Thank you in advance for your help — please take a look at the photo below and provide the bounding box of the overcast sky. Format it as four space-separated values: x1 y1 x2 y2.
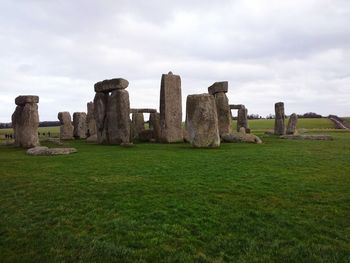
0 0 349 122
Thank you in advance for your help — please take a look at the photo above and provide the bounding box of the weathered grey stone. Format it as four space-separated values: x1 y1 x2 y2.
274 102 285 135
131 112 145 140
130 108 157 114
94 78 129 93
58 112 74 140
94 92 109 144
214 92 232 136
160 72 183 143
86 134 97 143
208 81 228 95
107 89 130 144
26 146 77 155
138 130 154 142
149 112 161 141
221 132 262 144
182 127 190 143
237 107 248 132
12 101 39 148
186 94 220 148
230 104 245 110
15 95 39 106
86 102 96 139
286 113 298 135
73 112 87 139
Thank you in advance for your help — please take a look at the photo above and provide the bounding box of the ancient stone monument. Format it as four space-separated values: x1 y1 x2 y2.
131 112 145 140
160 72 183 143
186 94 220 148
93 78 130 145
149 112 161 141
57 112 74 140
86 102 96 138
73 112 87 139
286 113 298 135
274 102 285 135
230 104 249 132
208 81 232 136
12 95 40 148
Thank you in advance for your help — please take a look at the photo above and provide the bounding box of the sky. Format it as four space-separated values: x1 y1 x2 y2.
0 0 349 122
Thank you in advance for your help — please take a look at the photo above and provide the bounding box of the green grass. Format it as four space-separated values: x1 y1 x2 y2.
1 130 350 262
232 118 336 131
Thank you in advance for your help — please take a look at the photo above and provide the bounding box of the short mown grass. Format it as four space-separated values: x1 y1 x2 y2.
1 128 350 262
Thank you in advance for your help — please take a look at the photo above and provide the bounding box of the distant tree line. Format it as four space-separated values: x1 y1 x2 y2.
0 121 60 129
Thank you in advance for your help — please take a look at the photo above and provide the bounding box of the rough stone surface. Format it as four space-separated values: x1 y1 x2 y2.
149 112 161 141
286 113 298 135
12 102 40 148
131 112 145 140
160 72 183 142
208 81 228 95
222 128 262 144
86 134 97 143
94 92 109 144
27 146 77 155
186 94 220 148
15 95 39 106
280 134 333 140
237 107 248 132
138 130 154 142
214 92 232 136
130 108 157 114
274 102 285 135
230 104 245 110
86 102 96 138
94 78 129 93
58 112 74 140
107 89 130 144
73 112 87 139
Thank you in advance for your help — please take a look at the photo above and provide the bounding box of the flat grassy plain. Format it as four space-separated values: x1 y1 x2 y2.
1 119 350 262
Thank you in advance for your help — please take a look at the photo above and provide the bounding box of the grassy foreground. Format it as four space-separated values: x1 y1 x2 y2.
1 130 350 262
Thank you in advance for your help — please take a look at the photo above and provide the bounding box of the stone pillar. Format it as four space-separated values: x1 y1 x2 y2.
286 113 298 135
149 112 161 141
12 96 40 148
94 92 109 144
186 94 220 148
58 112 74 140
160 71 183 143
274 102 285 135
86 102 96 138
208 81 231 136
93 78 130 145
131 112 145 140
73 112 87 139
237 107 248 132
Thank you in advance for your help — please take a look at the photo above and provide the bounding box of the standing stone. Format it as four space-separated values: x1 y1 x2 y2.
107 89 130 144
73 112 87 139
12 96 40 148
213 92 232 136
286 113 298 135
131 112 145 140
160 71 183 143
186 94 220 148
58 112 74 140
208 81 228 95
86 102 96 138
149 112 161 141
94 92 109 144
237 107 248 132
274 102 285 135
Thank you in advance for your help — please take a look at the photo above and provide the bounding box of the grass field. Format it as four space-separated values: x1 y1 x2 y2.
1 120 350 262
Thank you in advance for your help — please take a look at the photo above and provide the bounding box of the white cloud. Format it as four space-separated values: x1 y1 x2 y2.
0 0 350 122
